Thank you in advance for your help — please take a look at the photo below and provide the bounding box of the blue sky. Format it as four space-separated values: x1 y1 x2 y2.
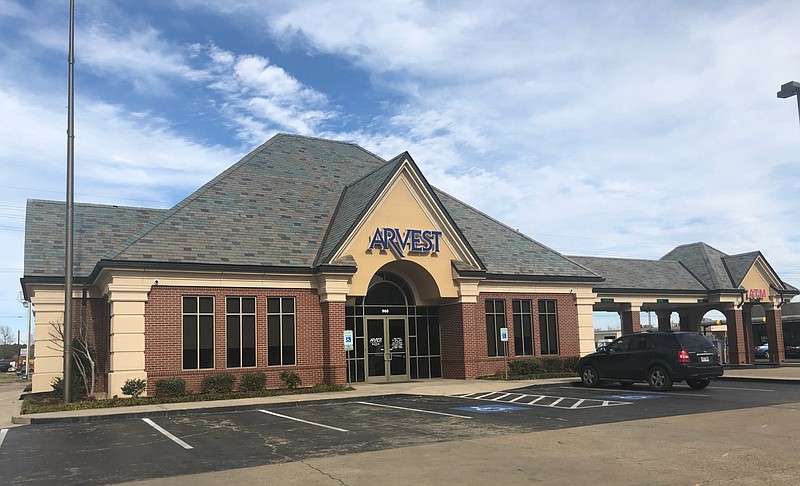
1 0 799 340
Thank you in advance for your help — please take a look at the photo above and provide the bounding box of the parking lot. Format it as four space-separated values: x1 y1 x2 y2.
1 379 799 485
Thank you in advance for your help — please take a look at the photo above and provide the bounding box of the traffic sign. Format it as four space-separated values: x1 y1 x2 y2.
500 327 508 342
344 330 354 351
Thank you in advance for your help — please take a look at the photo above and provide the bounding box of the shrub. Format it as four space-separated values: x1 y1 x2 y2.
201 373 236 394
239 371 267 392
50 374 84 400
563 355 581 372
154 377 186 398
121 378 147 398
279 370 301 389
540 356 566 373
508 359 544 376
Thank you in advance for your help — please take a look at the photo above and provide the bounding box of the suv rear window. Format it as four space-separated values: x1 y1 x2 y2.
676 333 715 352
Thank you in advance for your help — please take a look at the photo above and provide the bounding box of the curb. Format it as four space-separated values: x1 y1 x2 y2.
717 376 800 384
12 393 406 425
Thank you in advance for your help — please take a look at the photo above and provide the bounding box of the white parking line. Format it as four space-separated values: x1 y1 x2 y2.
0 429 7 449
142 418 193 450
474 392 497 400
713 386 774 392
554 386 709 397
492 393 511 401
451 392 632 409
356 401 473 419
259 409 349 432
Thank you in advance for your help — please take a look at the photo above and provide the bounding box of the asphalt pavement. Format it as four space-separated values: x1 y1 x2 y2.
5 362 799 425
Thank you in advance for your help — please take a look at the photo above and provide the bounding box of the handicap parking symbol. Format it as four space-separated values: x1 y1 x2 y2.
596 394 666 400
453 404 528 413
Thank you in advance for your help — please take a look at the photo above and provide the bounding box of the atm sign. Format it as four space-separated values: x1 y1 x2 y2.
748 288 767 300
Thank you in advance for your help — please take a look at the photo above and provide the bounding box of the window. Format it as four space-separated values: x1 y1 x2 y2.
485 299 506 357
539 299 559 355
513 299 534 356
267 297 296 366
183 296 214 369
226 297 256 368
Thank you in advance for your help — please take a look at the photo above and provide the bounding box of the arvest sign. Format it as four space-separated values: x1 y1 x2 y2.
369 227 442 258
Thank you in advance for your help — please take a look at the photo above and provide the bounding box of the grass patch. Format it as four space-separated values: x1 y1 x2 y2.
20 383 352 415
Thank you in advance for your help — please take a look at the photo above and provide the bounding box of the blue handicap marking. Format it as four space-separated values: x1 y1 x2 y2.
596 394 666 400
453 404 529 413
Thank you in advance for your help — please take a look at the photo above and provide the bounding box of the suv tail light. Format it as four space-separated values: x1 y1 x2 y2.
677 350 691 363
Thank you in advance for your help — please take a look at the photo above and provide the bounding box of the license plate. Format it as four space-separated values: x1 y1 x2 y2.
700 356 710 362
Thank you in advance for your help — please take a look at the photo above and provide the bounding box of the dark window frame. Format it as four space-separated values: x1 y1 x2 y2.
267 297 296 366
538 299 560 355
485 299 506 357
512 299 534 356
182 296 215 370
226 296 257 368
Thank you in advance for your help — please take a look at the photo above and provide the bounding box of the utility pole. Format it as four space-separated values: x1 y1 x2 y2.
64 0 76 403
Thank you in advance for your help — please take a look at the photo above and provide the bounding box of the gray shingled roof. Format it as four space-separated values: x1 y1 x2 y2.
315 153 405 266
24 200 163 278
104 135 386 267
18 134 613 283
436 191 600 279
567 256 707 292
661 242 735 290
722 252 759 288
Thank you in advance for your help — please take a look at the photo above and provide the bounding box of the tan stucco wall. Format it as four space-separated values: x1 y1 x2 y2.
29 286 69 393
336 167 474 301
741 260 781 305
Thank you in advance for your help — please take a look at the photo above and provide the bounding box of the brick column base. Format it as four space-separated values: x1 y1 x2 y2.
321 301 346 385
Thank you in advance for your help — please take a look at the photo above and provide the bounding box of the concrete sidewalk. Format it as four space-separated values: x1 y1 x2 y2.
9 364 800 425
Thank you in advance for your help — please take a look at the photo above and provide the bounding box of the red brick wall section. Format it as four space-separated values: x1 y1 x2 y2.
321 301 346 385
724 309 746 365
439 303 466 379
144 286 327 394
765 307 785 364
474 292 580 377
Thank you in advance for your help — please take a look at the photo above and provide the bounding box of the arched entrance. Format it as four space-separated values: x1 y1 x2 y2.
345 271 441 383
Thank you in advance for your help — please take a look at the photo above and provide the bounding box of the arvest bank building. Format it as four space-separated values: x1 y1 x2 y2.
21 134 797 395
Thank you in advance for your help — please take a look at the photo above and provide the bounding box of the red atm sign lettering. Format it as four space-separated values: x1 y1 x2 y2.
748 288 766 300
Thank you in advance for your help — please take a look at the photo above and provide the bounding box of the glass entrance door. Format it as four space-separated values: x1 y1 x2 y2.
366 317 408 382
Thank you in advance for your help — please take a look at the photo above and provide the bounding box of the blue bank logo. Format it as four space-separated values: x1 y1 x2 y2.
369 227 442 258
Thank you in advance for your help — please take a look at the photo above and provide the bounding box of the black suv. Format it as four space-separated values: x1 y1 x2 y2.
578 332 723 391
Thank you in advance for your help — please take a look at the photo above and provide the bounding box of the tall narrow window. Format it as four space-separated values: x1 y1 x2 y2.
226 297 256 368
513 299 534 356
485 299 506 357
183 296 214 369
267 297 296 366
539 299 559 355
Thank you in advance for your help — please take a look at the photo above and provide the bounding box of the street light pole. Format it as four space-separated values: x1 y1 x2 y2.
777 81 800 128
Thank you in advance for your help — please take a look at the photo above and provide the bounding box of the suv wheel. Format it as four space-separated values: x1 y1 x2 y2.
686 378 710 390
647 366 673 391
580 366 599 387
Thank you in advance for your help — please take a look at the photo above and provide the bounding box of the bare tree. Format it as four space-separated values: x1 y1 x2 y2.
0 325 14 345
48 319 96 398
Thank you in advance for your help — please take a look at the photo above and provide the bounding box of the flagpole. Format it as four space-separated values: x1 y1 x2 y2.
64 0 75 403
